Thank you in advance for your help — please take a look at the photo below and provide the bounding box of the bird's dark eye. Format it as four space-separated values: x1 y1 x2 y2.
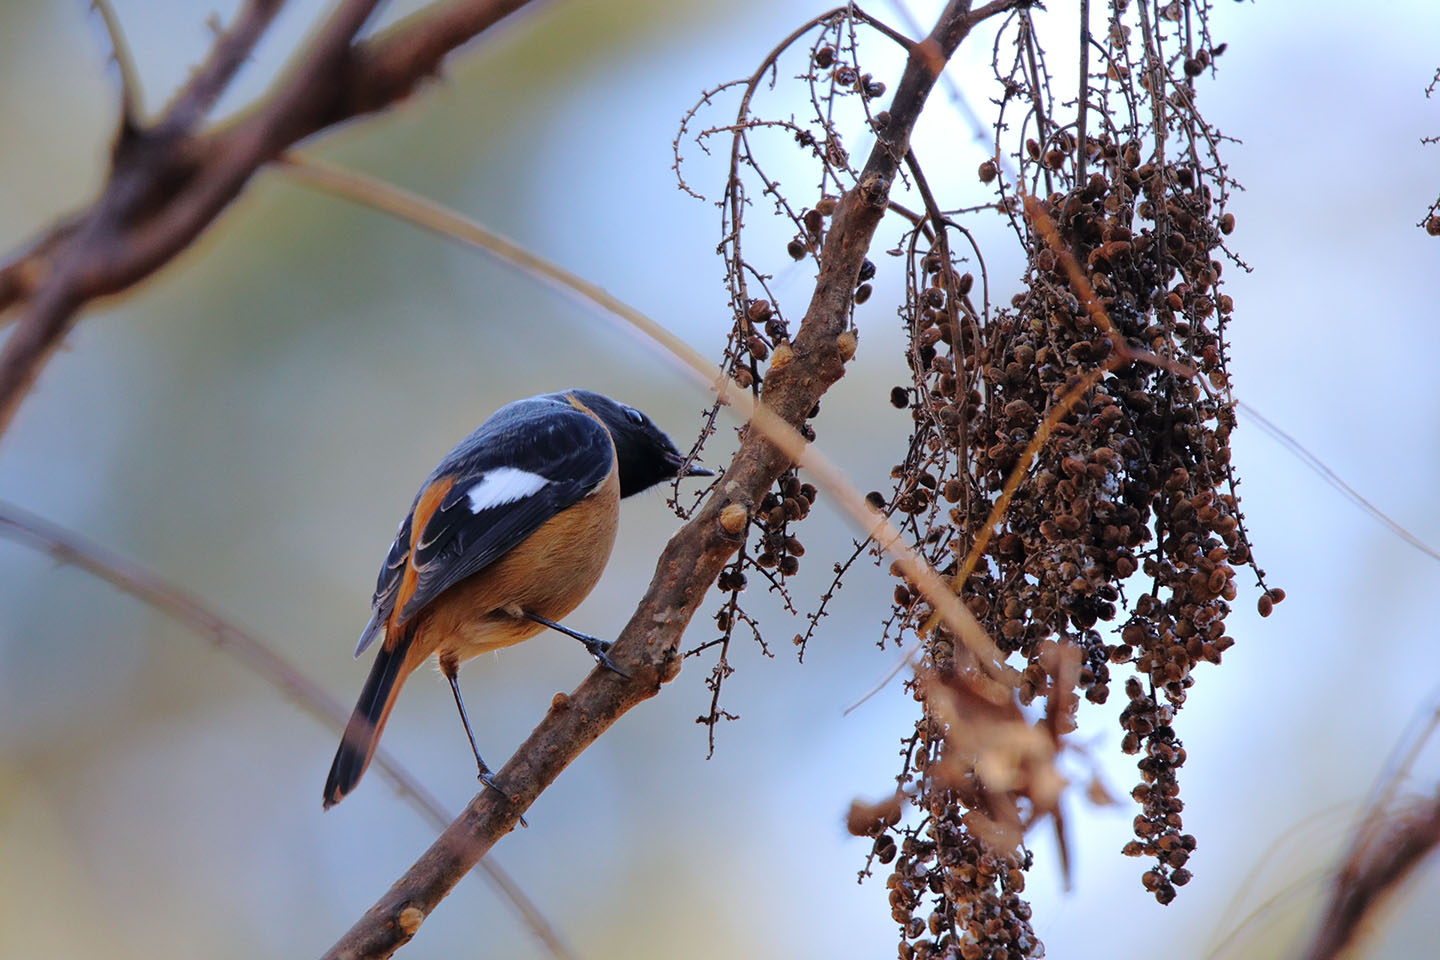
623 406 646 426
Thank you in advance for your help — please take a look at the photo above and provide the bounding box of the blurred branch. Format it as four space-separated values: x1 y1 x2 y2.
0 499 578 960
89 0 144 129
1297 699 1440 960
0 0 535 442
1297 795 1440 960
307 2 1027 956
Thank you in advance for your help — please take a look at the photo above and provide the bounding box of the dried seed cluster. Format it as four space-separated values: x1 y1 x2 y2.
870 124 1275 933
886 820 1039 960
677 2 1270 953
751 470 818 575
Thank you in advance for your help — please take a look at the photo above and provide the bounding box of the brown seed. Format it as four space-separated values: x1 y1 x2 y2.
854 283 873 304
978 160 998 183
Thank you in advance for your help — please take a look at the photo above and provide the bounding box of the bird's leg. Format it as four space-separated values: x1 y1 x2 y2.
443 663 527 827
522 612 630 679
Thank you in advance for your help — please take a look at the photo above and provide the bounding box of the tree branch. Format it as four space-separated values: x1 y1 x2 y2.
0 0 536 441
319 2 1026 956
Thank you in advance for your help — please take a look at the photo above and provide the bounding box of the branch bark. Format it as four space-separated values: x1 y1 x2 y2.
321 2 1022 956
0 0 536 440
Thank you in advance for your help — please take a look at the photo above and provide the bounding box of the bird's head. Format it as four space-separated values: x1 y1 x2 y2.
565 389 714 497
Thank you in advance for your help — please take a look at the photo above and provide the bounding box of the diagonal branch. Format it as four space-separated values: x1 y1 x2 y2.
154 0 289 138
0 499 578 960
317 2 1026 956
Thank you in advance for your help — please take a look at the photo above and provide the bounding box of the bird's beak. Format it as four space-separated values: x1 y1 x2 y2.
668 451 715 478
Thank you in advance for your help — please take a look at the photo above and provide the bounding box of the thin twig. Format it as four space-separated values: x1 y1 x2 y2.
1076 0 1090 181
90 0 145 129
1236 401 1440 565
155 0 289 138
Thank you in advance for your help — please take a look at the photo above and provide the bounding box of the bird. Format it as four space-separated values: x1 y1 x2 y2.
323 389 712 809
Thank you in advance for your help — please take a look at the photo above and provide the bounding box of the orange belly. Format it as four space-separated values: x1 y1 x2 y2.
420 471 621 667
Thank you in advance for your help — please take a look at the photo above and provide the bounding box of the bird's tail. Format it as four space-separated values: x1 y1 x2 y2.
323 622 419 808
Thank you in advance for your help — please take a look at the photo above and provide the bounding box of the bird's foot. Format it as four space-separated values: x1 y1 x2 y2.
582 637 630 680
476 765 527 828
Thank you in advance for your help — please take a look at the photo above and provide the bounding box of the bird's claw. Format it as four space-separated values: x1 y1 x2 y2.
585 638 630 679
476 767 528 828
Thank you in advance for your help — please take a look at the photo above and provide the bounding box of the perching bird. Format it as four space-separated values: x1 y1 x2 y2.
323 389 711 808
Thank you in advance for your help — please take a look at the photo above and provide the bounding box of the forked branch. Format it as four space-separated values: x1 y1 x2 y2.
0 0 536 441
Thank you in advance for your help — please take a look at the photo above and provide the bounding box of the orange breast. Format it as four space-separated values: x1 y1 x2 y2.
423 467 621 663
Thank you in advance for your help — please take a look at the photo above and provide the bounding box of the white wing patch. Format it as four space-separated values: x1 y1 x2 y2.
465 466 550 513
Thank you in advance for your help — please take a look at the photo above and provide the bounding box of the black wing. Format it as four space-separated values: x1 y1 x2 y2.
353 511 414 656
354 398 615 652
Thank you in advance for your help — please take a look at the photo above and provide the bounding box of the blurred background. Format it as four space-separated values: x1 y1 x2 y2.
1 0 1438 957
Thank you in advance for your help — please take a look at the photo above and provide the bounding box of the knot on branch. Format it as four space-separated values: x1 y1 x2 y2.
858 174 891 208
656 645 683 685
396 904 426 936
718 502 751 537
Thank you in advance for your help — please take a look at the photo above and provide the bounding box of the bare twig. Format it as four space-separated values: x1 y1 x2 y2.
1237 402 1440 565
1297 796 1440 960
0 499 577 960
1076 0 1090 181
89 0 145 129
155 0 289 139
